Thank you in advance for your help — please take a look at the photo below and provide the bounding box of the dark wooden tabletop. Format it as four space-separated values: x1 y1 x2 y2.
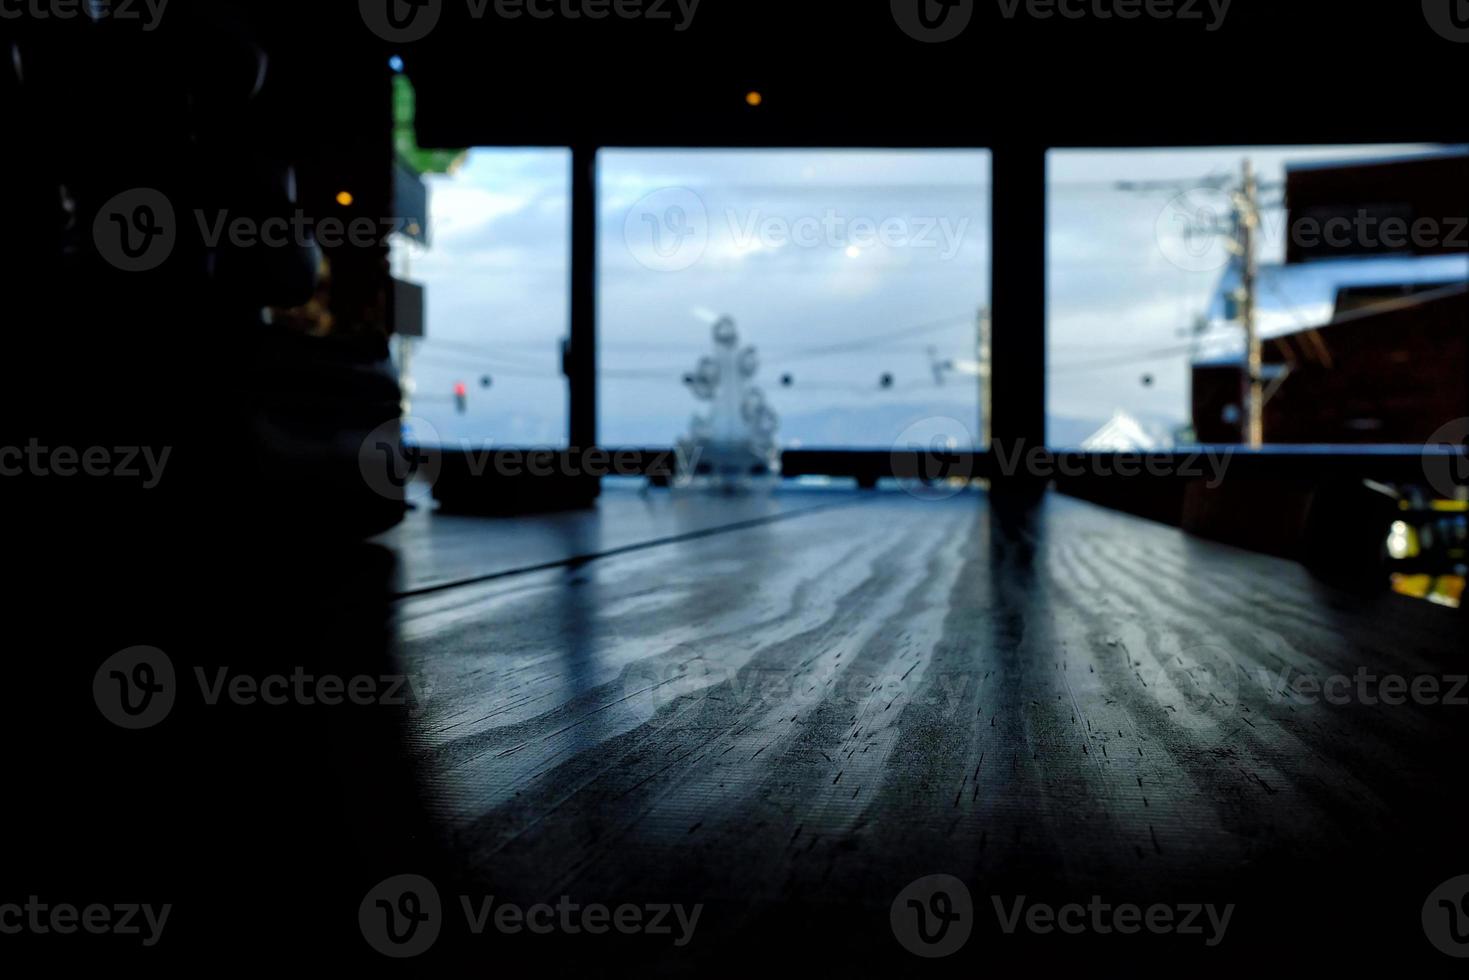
18 484 1465 969
380 486 1469 971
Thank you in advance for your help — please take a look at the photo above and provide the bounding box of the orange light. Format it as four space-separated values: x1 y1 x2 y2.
335 191 355 207
745 91 763 107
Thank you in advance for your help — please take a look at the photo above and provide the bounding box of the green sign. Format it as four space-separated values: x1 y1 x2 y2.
394 74 468 177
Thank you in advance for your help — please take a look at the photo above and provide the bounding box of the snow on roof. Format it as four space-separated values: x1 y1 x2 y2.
1080 409 1159 452
1195 253 1469 364
1284 146 1468 173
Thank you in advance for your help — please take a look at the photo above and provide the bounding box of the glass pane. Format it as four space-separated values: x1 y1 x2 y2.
1047 145 1468 450
600 149 991 451
392 147 571 449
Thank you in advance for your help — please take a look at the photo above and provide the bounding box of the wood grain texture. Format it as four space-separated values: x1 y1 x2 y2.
387 489 1469 970
375 482 839 596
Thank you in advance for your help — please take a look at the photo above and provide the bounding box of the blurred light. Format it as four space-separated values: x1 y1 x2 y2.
745 91 763 107
1387 520 1419 560
844 245 861 258
453 382 468 398
389 55 405 73
335 191 355 207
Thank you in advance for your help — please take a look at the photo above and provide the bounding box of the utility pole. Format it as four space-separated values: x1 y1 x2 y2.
923 305 992 446
1116 164 1279 450
1235 158 1263 448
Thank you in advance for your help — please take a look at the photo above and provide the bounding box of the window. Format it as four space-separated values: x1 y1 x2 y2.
391 147 571 449
1047 145 1468 450
600 149 991 451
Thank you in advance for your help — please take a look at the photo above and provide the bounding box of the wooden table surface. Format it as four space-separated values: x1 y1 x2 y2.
381 486 1469 971
377 480 841 596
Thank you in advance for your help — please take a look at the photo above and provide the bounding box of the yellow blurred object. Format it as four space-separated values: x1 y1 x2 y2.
335 190 354 207
1392 574 1465 608
745 91 763 107
1430 576 1465 608
1391 574 1433 599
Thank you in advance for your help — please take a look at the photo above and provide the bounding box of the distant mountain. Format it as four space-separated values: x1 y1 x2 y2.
766 407 1184 450
777 402 982 449
600 405 1186 452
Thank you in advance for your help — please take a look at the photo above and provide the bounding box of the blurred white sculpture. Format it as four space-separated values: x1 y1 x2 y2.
676 316 779 490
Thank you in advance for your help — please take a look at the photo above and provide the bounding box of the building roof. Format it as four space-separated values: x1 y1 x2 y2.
1195 253 1469 365
1283 145 1468 173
